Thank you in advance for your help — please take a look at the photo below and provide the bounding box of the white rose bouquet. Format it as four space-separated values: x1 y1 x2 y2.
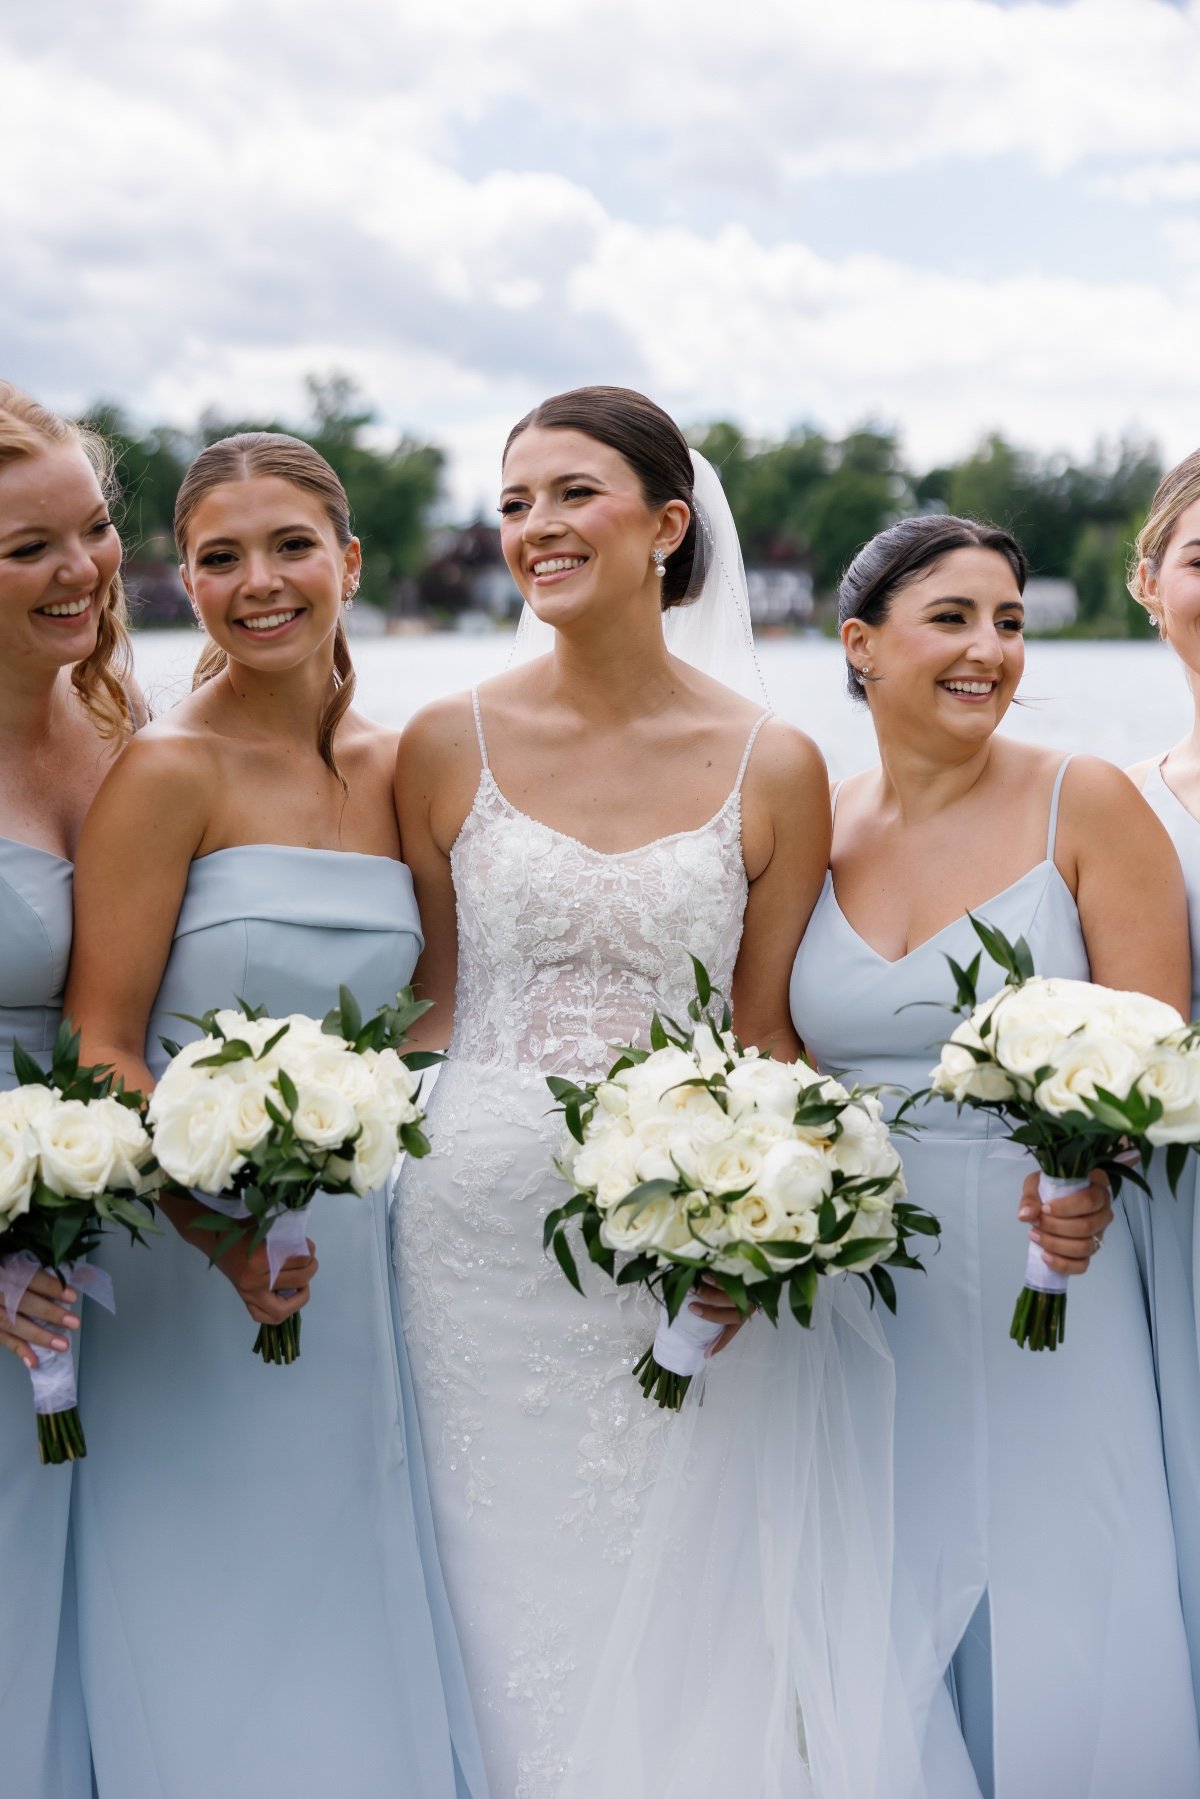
929 915 1195 1350
545 958 938 1408
0 1025 158 1462
150 986 437 1365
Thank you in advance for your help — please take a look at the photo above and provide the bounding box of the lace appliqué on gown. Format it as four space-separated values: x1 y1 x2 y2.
392 696 768 1797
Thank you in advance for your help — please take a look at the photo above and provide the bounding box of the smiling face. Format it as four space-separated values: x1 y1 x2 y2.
0 444 121 675
180 474 360 671
498 426 688 632
842 545 1025 745
1143 495 1200 678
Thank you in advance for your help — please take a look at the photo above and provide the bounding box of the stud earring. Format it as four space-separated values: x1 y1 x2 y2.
652 548 666 578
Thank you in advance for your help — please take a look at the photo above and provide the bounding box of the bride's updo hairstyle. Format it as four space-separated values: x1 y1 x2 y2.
1128 450 1200 620
838 514 1028 701
0 381 134 738
504 385 702 608
175 432 356 778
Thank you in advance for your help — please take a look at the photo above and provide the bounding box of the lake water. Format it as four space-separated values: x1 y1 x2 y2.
131 630 1193 780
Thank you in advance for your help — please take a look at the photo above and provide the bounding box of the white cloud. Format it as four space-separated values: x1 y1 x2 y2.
5 0 1200 510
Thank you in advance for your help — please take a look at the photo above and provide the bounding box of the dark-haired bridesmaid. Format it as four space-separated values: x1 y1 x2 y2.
790 514 1200 1794
0 382 140 1798
66 433 484 1798
1126 449 1200 1720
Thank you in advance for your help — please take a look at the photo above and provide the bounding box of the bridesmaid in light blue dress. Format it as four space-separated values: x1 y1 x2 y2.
1125 449 1200 1716
790 513 1200 1796
0 384 139 1798
66 433 484 1799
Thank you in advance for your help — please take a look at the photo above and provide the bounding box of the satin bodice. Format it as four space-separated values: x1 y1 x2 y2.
448 690 768 1078
1144 761 1200 1021
146 844 423 1075
791 759 1089 1133
0 838 74 1085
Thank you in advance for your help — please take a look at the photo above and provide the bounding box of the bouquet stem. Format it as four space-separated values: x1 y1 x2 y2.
37 1406 87 1463
253 1314 302 1365
1010 1172 1085 1352
632 1346 691 1411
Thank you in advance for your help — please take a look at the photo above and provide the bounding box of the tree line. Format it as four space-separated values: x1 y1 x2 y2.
87 374 1163 635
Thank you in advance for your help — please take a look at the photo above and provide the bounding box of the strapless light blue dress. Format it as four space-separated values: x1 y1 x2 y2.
73 846 486 1799
790 764 1200 1797
0 839 92 1798
1130 761 1200 1715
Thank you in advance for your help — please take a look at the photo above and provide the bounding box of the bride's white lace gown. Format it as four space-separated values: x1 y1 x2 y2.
392 691 769 1797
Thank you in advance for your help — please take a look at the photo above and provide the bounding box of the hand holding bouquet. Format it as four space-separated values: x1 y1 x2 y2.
0 1025 158 1461
930 916 1195 1350
545 958 938 1408
150 986 438 1365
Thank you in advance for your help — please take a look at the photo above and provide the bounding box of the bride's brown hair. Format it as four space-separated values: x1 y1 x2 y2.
175 432 357 781
504 386 701 608
0 381 135 739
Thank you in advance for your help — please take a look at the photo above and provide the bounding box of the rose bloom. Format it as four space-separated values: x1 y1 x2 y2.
31 1099 119 1198
724 1057 802 1121
0 1113 37 1223
151 1083 247 1194
289 1083 360 1151
350 1109 399 1194
1034 1033 1143 1118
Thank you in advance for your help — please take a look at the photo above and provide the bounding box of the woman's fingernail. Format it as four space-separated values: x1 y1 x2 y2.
61 1288 77 1303
1030 1229 1043 1244
51 1337 69 1352
1017 1203 1035 1220
63 1314 81 1329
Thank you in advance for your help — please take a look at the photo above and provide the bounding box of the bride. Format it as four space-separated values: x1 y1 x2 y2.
391 385 857 1795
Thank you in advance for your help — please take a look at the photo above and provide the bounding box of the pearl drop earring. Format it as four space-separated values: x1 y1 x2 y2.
652 548 666 578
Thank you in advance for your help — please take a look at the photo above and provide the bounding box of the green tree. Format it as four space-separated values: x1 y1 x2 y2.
81 403 191 553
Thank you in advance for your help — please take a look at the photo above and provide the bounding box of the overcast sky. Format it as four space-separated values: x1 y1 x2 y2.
6 0 1199 513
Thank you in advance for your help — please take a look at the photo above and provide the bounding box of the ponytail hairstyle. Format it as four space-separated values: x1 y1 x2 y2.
504 385 701 607
0 381 134 739
1128 450 1200 622
174 432 357 781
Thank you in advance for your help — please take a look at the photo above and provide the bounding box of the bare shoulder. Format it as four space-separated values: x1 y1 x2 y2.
398 689 480 767
106 708 220 787
1058 752 1148 820
746 717 827 797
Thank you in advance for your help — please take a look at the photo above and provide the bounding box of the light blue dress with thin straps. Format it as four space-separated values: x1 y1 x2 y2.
790 762 1200 1798
1131 760 1200 1715
0 840 92 1799
72 846 487 1799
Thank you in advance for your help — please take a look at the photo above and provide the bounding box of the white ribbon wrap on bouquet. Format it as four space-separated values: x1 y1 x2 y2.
1025 1172 1090 1295
651 1298 725 1376
988 1145 1088 1295
196 1194 312 1292
0 1251 115 1415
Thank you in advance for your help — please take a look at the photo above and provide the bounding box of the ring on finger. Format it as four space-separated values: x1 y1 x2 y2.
1090 1233 1103 1254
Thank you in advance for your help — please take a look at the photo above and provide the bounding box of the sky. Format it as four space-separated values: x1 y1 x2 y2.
5 0 1200 514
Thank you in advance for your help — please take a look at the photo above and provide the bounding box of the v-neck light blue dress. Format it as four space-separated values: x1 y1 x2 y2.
0 838 92 1799
790 762 1200 1798
72 846 487 1799
1130 760 1200 1716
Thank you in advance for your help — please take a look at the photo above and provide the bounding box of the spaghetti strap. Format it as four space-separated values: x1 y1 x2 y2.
469 687 490 771
830 781 842 822
733 712 772 797
1046 754 1073 861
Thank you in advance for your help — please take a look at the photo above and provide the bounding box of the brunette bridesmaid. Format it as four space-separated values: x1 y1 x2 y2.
790 513 1200 1796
